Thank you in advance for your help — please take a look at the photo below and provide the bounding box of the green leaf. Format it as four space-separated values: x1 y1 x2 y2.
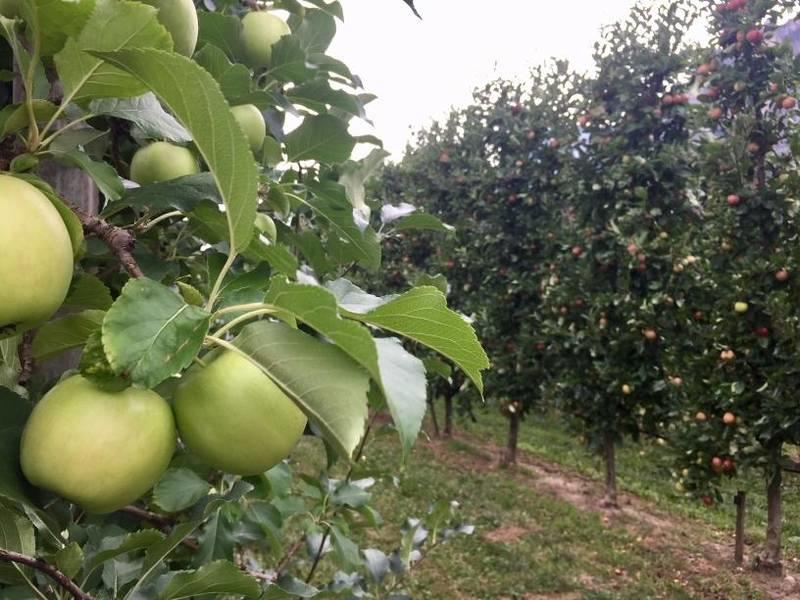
285 115 355 164
54 0 173 103
36 0 95 56
0 389 34 506
338 149 389 215
51 543 84 579
193 43 252 105
32 309 105 361
93 48 258 253
90 94 191 143
344 287 489 394
102 278 210 388
197 11 242 59
394 213 454 232
47 148 124 200
106 173 220 217
264 277 381 383
286 79 367 119
0 100 57 137
233 321 369 459
159 560 261 600
84 529 164 576
152 468 212 513
64 273 114 310
0 506 35 584
306 181 381 270
329 525 360 571
374 338 427 457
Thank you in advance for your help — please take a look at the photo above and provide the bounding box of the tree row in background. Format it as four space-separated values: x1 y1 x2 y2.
373 0 800 573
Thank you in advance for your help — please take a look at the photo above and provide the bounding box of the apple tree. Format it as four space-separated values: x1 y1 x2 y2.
0 1 487 598
540 0 698 506
666 0 800 571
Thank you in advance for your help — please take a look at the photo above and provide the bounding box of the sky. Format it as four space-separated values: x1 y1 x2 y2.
327 0 651 159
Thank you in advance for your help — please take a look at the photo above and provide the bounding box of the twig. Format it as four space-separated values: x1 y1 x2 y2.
0 548 94 600
72 207 144 278
119 506 199 551
17 330 35 385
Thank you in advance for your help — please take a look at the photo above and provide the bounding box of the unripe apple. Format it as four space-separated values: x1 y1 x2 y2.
20 376 176 513
723 411 736 425
241 11 291 67
255 213 277 242
139 0 199 56
675 481 685 493
734 301 749 314
130 142 199 185
174 351 308 475
231 104 267 153
622 384 633 395
0 175 73 337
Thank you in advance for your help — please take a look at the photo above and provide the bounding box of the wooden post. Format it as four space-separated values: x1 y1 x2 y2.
734 490 746 565
602 430 618 508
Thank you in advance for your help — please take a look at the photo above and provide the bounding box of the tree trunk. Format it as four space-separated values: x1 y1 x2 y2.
428 398 440 437
601 431 618 508
502 412 520 467
734 490 746 566
757 468 783 573
443 393 454 437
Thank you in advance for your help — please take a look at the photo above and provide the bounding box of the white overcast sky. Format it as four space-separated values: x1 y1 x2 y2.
328 0 656 159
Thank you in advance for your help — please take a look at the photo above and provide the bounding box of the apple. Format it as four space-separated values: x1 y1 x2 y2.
695 411 707 422
139 0 198 56
438 151 451 164
622 384 633 395
754 326 770 338
734 301 749 314
130 142 199 185
535 342 546 352
20 376 176 513
241 11 291 67
571 245 584 258
0 175 73 337
747 142 761 154
662 94 674 105
255 213 277 242
670 377 683 387
782 96 797 110
708 107 723 120
720 349 735 361
692 310 704 322
711 456 724 474
643 328 658 341
722 458 735 473
775 269 789 282
231 104 267 153
745 29 764 44
727 194 741 206
697 63 711 76
734 81 747 93
174 351 308 475
723 411 736 425
702 495 714 507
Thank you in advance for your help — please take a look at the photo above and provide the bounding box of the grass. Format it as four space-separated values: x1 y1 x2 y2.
287 408 800 599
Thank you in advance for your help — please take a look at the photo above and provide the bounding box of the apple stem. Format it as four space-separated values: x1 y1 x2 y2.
0 548 94 600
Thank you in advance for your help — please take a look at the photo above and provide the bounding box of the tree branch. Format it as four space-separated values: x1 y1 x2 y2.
72 208 144 278
0 548 94 600
17 330 35 385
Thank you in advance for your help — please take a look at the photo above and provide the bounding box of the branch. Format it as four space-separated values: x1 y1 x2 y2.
72 208 144 279
0 548 94 600
119 505 199 551
17 330 35 385
401 0 422 18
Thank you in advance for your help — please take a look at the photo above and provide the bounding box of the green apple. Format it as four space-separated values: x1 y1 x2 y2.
139 0 199 56
734 301 749 314
241 11 290 67
232 104 267 152
255 213 277 242
20 376 176 514
130 142 199 185
174 351 307 475
0 175 73 337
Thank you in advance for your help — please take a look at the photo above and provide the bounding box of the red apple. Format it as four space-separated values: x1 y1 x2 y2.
775 269 789 282
722 458 735 473
727 194 741 206
571 245 584 258
708 107 723 120
723 411 736 425
702 495 715 507
755 327 770 338
745 29 764 44
643 329 658 341
782 96 797 110
711 457 724 474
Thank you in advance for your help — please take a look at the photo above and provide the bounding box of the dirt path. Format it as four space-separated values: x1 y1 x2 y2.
424 432 799 600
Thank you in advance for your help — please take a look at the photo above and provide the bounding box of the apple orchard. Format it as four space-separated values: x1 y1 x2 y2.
1 0 800 598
